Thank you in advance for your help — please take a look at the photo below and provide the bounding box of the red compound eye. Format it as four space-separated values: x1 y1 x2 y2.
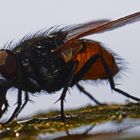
0 50 17 79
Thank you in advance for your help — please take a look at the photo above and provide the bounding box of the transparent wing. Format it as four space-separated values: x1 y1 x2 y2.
64 12 140 44
65 20 110 40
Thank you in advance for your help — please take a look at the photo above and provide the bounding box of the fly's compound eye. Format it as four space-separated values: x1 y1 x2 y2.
0 50 17 79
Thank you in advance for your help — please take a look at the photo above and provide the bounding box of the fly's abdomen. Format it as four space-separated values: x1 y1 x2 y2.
74 39 120 80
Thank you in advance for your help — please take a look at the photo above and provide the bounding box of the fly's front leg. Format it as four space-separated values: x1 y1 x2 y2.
6 89 22 123
0 89 8 119
0 99 9 118
15 91 29 118
0 79 14 121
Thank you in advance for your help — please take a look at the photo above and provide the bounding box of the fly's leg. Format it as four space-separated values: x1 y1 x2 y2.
99 54 140 101
72 50 140 101
15 92 29 118
60 86 69 122
76 83 105 105
57 61 78 122
0 99 9 118
0 79 14 120
0 89 8 119
71 54 99 85
6 89 22 124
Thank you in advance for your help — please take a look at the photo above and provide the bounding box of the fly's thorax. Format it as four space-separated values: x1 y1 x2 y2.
37 54 69 92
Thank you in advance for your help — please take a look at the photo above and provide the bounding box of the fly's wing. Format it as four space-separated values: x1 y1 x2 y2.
56 12 140 62
65 20 110 40
63 12 140 45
